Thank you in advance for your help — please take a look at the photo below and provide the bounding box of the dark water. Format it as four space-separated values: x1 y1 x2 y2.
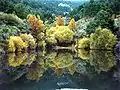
0 49 119 90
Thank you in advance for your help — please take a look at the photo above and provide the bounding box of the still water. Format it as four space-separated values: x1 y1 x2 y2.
0 49 119 90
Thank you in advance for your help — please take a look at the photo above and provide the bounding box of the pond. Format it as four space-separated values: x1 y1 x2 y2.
0 49 119 90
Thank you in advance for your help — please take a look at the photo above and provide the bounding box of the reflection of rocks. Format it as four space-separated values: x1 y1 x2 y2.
89 50 116 73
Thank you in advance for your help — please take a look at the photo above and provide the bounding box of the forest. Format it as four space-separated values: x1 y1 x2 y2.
0 0 120 89
0 0 120 53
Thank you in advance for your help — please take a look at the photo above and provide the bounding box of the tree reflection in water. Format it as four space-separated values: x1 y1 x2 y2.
0 49 118 90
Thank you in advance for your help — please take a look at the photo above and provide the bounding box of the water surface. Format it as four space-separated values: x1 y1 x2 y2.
0 50 119 90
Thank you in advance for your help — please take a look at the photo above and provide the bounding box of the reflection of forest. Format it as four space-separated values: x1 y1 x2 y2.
0 49 118 85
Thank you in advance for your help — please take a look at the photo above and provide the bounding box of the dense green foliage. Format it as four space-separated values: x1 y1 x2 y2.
70 1 112 20
78 38 90 49
70 0 119 20
85 10 114 34
0 12 28 41
0 12 23 25
90 28 117 50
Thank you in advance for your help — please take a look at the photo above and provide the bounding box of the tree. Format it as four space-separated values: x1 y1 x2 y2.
56 16 64 26
68 18 76 30
90 28 117 50
86 10 114 34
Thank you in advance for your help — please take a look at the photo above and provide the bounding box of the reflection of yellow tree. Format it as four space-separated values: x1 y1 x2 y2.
78 49 90 60
48 52 73 69
89 50 116 73
8 53 28 67
21 51 36 66
27 63 45 81
45 52 75 75
67 64 76 75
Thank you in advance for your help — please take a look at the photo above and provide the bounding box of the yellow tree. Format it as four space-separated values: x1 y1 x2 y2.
27 15 45 31
56 16 64 26
68 18 76 30
27 14 45 48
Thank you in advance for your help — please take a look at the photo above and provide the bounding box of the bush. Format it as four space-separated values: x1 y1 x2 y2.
46 26 74 44
8 36 28 52
90 28 117 50
78 38 90 49
55 26 74 43
20 33 36 49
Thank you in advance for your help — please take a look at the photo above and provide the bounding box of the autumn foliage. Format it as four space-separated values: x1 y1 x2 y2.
68 18 76 30
27 15 45 31
56 16 64 26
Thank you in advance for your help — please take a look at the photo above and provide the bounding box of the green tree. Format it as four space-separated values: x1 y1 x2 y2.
86 10 114 34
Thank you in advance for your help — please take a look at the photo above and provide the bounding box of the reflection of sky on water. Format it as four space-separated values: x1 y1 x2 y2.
0 50 119 90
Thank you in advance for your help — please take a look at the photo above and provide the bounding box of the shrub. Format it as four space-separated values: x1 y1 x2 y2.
27 14 45 32
55 26 74 43
46 36 57 44
8 36 28 52
46 26 74 44
78 38 90 49
90 28 117 50
27 14 45 48
0 24 28 41
20 33 36 49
